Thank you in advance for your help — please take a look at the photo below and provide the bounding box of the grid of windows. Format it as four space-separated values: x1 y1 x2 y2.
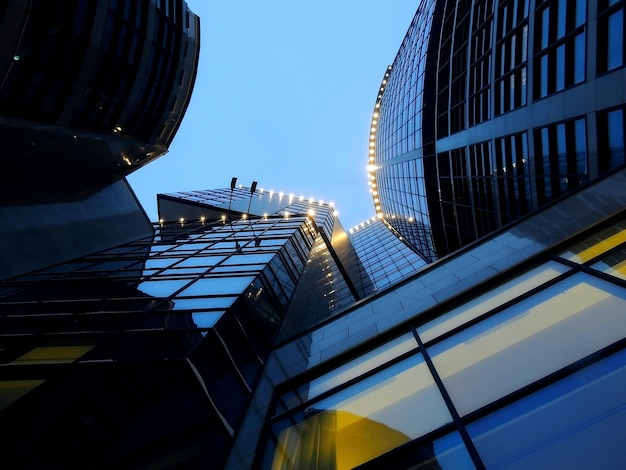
349 219 427 291
371 0 626 261
534 116 588 204
375 0 437 163
494 0 529 115
260 214 626 469
533 0 586 99
0 215 323 467
469 1 494 125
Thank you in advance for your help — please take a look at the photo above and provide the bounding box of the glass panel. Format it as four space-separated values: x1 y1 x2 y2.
270 354 452 470
176 255 226 267
170 297 236 310
607 10 624 71
559 220 626 262
607 109 625 168
0 380 45 411
418 262 569 343
306 333 418 401
222 253 275 265
192 312 223 328
468 348 626 469
429 273 626 415
574 33 585 83
138 279 190 297
366 431 476 469
11 345 95 364
591 246 626 280
177 276 255 296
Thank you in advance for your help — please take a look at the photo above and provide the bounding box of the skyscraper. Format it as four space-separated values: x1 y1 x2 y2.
0 0 200 279
368 0 626 260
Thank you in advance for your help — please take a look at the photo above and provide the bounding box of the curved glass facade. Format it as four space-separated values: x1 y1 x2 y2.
371 0 626 259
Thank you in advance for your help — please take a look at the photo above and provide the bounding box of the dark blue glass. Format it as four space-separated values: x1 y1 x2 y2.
468 348 626 468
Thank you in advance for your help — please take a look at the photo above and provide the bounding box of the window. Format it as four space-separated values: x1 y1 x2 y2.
598 0 625 73
533 0 586 98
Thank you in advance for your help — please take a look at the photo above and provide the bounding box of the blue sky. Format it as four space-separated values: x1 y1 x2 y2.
128 1 417 230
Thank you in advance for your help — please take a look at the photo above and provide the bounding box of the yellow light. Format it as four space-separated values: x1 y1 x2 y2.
367 164 377 172
333 210 339 216
308 209 315 216
179 217 184 224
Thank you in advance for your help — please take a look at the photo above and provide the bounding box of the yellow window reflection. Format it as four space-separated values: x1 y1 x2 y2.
11 345 95 364
0 380 45 411
270 354 451 469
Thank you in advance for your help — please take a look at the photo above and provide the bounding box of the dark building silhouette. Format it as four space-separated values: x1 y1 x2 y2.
0 0 199 279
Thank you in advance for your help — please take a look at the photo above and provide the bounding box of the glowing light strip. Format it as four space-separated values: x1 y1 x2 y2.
368 65 392 219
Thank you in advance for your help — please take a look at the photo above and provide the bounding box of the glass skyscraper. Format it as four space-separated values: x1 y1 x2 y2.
368 0 626 260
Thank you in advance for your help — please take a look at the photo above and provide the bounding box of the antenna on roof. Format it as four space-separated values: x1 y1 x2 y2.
226 177 241 252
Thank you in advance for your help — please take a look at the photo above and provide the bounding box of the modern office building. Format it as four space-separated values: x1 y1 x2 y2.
0 0 200 279
368 0 626 261
227 166 626 470
0 182 383 468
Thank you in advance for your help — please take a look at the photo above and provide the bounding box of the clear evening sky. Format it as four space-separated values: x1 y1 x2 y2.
128 1 417 230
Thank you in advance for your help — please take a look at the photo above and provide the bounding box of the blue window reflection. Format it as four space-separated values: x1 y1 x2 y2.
468 348 626 469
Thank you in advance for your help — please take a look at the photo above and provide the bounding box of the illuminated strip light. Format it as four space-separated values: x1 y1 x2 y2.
368 65 393 219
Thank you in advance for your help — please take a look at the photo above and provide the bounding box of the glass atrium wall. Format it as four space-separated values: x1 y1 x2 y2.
258 206 626 470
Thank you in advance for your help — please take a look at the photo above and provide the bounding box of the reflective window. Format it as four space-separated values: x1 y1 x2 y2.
361 431 476 470
559 219 626 262
418 261 569 343
591 247 626 280
307 333 417 402
170 297 236 310
430 272 626 415
11 345 95 364
534 0 586 98
268 354 451 470
468 349 626 469
0 380 45 411
138 279 190 297
598 1 625 73
177 276 255 296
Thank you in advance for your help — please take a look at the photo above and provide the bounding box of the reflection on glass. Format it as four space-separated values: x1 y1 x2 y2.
468 349 626 469
170 297 236 310
176 255 226 267
0 380 45 411
367 432 476 469
222 253 275 266
559 221 626 263
430 273 626 415
144 258 184 269
418 262 568 343
192 312 223 328
11 345 95 364
591 246 626 280
270 354 451 470
138 279 190 297
177 276 255 296
306 333 417 402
